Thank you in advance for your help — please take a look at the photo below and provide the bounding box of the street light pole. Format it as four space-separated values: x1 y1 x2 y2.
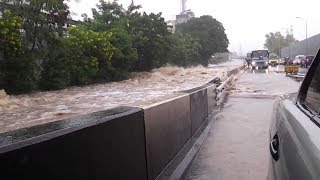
279 28 288 58
296 17 308 55
306 20 308 55
279 37 281 58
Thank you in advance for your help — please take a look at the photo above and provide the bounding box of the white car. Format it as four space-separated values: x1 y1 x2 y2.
292 58 302 65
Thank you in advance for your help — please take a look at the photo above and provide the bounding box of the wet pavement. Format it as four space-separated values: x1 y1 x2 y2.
186 66 301 180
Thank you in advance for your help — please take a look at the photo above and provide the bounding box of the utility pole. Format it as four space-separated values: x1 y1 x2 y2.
289 26 293 58
279 37 281 58
296 17 308 55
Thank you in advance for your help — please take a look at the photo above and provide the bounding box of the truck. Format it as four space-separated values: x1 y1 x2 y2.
251 50 269 69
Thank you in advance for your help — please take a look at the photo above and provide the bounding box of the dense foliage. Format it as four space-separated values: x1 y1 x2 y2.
0 0 229 94
264 31 298 55
176 15 229 66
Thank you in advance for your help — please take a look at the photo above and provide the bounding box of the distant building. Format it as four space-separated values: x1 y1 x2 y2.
169 10 195 32
168 0 195 32
176 10 195 24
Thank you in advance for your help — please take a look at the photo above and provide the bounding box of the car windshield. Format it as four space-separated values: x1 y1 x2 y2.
252 50 269 58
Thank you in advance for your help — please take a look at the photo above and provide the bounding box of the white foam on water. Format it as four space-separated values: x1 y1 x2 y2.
0 61 242 133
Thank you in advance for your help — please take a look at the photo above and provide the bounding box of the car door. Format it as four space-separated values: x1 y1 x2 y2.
270 50 320 180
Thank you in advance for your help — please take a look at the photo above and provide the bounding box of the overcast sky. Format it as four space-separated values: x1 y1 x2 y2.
68 0 320 54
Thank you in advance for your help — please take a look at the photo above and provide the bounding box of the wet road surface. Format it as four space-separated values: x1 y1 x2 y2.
187 66 301 180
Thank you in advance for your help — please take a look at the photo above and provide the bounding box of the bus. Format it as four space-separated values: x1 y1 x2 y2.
251 50 269 69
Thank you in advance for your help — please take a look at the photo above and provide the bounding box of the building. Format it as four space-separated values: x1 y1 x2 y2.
169 0 195 31
176 10 195 24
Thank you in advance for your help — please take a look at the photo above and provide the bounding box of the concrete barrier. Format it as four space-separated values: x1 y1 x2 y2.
0 106 148 180
227 65 245 77
144 84 217 179
206 84 217 115
189 88 208 136
143 95 192 180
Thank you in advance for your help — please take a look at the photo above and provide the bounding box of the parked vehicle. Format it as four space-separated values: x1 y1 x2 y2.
293 55 306 65
284 58 294 65
283 57 291 65
268 59 278 66
268 50 320 180
251 50 269 69
278 58 285 65
293 58 302 65
299 55 314 68
301 58 308 67
305 55 315 67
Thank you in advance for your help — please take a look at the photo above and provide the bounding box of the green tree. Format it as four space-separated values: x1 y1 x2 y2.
39 39 71 90
129 12 171 71
168 33 201 67
0 0 71 93
91 0 171 72
176 15 229 67
63 26 114 84
264 31 298 55
108 28 138 80
0 9 36 94
40 26 114 89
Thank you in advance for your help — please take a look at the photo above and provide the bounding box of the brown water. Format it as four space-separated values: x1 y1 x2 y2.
0 63 242 133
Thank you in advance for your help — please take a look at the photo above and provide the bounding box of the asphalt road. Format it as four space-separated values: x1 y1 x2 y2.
186 65 302 180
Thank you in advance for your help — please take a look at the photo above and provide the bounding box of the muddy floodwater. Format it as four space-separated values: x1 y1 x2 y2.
0 60 244 133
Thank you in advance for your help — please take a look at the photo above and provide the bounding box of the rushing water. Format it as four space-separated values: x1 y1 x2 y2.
0 60 244 133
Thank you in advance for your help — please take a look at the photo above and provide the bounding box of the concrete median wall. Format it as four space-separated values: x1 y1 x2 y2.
190 88 208 135
144 95 192 180
0 107 148 180
207 84 217 115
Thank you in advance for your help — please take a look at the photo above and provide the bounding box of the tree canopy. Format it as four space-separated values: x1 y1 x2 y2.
264 31 298 55
176 15 229 66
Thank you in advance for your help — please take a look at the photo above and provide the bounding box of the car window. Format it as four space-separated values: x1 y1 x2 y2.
306 64 320 114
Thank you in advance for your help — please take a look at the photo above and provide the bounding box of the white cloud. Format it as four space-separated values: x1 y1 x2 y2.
68 0 320 54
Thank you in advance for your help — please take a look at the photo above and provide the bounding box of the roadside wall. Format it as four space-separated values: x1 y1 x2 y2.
281 33 320 58
0 107 148 180
144 95 192 180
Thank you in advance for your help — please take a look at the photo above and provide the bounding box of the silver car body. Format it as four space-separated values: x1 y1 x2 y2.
268 50 320 180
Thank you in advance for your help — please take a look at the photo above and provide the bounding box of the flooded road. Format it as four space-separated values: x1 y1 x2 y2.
0 60 243 133
187 66 300 180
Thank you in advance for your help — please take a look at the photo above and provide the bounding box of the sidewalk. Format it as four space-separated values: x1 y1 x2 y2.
186 96 274 180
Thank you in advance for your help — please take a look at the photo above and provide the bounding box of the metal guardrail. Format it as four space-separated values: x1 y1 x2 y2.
216 75 234 101
216 65 246 101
